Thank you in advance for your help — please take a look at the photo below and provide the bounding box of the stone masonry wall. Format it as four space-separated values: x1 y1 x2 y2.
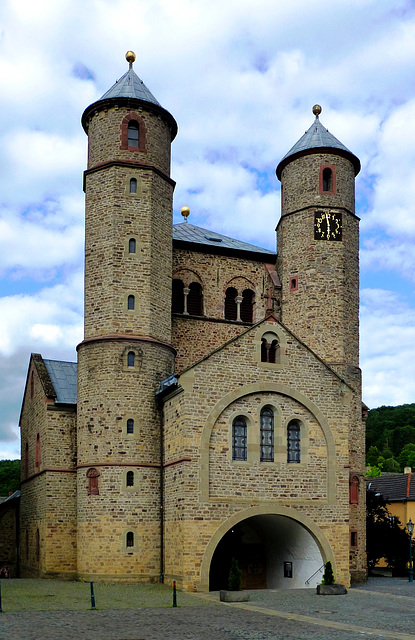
162 320 356 591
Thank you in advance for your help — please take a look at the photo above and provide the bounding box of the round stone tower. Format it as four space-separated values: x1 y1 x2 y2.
76 53 177 580
276 105 361 381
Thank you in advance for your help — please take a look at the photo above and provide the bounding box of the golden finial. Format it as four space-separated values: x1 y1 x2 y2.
126 51 136 64
312 104 322 117
180 206 190 222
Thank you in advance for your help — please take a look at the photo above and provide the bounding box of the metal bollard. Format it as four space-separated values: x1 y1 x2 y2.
172 580 177 607
90 581 96 610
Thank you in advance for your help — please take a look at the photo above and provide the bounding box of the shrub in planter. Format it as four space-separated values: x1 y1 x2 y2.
321 561 334 585
228 557 242 591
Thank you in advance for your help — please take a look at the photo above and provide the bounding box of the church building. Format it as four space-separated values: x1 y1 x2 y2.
18 52 366 590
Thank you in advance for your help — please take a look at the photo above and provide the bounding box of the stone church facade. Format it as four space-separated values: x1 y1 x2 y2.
18 52 366 590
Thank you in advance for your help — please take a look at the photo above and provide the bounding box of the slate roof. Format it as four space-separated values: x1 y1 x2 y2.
173 222 276 258
276 114 360 178
43 359 77 405
367 473 415 502
81 59 177 139
99 66 161 106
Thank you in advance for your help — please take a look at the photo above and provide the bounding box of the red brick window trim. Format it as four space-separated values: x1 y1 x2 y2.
350 530 358 548
120 113 147 152
86 467 100 495
350 474 359 504
289 276 298 292
319 164 336 194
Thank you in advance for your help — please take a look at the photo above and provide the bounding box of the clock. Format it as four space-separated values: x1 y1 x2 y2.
314 211 342 241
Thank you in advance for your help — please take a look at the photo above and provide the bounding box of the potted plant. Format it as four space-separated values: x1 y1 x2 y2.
220 558 250 602
316 561 347 595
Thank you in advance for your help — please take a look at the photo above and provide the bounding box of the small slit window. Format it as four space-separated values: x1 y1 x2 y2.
126 531 134 547
232 416 247 461
350 475 359 504
127 351 135 367
86 468 100 495
225 287 238 321
128 295 135 310
129 178 137 193
128 121 139 148
322 167 332 192
128 238 136 253
287 420 301 463
126 471 134 487
127 418 134 434
35 432 41 469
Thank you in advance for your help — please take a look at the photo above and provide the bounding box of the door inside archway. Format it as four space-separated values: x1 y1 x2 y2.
209 514 324 590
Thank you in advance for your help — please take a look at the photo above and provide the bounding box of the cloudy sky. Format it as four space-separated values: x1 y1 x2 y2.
1 0 415 459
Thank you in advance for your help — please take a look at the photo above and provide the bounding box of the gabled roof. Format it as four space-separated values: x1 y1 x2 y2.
276 109 360 178
43 359 77 405
173 222 276 260
367 473 415 502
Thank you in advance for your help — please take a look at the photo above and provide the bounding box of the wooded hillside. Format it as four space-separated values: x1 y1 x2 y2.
366 403 415 472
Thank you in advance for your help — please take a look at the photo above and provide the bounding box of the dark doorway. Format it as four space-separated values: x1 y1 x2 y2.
209 522 267 590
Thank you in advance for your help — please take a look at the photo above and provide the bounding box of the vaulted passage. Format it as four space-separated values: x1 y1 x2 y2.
209 514 324 590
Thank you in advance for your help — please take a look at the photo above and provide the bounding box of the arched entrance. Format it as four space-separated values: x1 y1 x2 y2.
209 514 324 590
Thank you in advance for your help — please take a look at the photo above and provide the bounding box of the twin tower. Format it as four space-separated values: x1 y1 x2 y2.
20 52 365 588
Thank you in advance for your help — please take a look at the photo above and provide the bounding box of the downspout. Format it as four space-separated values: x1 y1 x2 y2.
159 399 165 584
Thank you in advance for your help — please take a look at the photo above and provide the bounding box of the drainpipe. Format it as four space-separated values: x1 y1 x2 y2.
159 401 165 584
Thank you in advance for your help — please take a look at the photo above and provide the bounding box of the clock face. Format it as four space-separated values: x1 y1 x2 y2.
314 211 342 241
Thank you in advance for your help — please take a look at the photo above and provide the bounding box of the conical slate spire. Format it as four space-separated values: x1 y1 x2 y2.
99 64 161 107
276 106 360 178
81 51 177 139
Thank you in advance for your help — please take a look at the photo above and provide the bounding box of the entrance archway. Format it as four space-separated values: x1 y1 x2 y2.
209 514 324 590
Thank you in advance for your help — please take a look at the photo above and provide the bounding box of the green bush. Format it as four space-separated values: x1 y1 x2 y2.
228 557 242 591
321 561 334 585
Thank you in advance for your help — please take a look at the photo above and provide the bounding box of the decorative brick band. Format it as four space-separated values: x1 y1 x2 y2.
83 160 176 192
77 333 176 356
163 457 192 469
77 462 160 469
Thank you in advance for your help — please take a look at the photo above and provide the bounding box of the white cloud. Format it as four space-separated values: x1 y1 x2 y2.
1 0 415 456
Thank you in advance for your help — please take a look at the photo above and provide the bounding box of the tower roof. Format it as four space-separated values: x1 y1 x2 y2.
99 66 161 106
276 106 360 179
81 51 177 139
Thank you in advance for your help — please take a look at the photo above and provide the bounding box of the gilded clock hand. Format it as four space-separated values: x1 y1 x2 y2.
326 212 331 239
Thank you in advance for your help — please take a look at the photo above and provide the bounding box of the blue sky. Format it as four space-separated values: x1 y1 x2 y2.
1 0 415 458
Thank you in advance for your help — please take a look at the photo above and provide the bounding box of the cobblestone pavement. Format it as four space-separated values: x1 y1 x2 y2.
2 578 415 640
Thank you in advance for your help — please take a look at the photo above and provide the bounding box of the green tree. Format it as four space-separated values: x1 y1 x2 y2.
365 466 382 478
366 445 381 467
398 443 415 470
0 459 20 496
